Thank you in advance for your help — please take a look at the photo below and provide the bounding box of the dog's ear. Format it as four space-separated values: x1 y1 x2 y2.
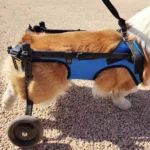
19 33 35 44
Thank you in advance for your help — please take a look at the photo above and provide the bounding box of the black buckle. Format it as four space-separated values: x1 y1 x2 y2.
8 45 23 60
65 52 72 64
8 45 23 70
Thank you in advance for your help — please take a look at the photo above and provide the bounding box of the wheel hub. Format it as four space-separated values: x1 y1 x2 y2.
22 132 28 137
14 123 37 141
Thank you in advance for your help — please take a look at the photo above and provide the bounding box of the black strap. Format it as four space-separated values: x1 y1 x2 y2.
126 41 143 74
102 0 120 20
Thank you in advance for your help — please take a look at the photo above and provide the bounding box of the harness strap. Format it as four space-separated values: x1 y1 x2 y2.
126 41 144 75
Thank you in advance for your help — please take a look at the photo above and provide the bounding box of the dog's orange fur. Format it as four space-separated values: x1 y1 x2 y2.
3 29 150 104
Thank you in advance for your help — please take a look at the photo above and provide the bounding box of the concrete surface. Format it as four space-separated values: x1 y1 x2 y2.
0 0 150 149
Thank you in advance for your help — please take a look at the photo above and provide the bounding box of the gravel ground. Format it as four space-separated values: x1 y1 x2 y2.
0 0 150 150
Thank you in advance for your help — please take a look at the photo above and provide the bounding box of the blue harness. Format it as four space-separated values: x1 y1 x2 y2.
32 40 144 85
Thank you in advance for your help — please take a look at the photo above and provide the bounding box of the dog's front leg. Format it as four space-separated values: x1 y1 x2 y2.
1 81 17 111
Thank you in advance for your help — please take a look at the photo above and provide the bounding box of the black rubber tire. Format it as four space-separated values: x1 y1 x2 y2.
7 115 43 148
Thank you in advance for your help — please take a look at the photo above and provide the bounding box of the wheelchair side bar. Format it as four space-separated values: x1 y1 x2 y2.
21 43 33 115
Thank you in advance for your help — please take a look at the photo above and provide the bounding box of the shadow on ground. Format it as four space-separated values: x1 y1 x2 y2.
24 84 150 150
21 143 72 150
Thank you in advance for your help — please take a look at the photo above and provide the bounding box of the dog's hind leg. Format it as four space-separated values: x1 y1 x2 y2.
93 68 138 110
92 83 110 98
111 87 138 110
111 90 131 110
1 81 17 110
26 62 69 105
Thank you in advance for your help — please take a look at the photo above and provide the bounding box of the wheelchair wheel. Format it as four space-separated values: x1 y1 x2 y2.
7 115 43 148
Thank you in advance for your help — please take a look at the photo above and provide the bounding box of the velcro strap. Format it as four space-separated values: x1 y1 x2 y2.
126 41 143 74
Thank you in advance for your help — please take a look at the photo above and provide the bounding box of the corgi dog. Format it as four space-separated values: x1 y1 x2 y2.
2 6 150 111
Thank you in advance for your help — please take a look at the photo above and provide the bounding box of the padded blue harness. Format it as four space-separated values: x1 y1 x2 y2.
32 40 144 85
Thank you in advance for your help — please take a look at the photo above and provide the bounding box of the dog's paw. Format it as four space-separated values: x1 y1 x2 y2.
1 102 13 111
113 98 131 110
1 92 16 111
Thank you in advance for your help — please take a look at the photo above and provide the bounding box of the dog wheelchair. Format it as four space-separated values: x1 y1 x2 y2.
6 0 144 148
